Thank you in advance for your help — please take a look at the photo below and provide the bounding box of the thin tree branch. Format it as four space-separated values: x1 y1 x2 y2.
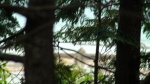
0 3 85 17
0 21 53 49
55 45 94 60
0 28 25 44
94 0 102 83
53 40 96 43
8 67 24 84
0 3 28 16
0 53 23 63
62 49 114 73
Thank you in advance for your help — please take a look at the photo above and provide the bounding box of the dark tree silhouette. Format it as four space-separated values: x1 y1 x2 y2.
115 0 143 84
24 0 56 84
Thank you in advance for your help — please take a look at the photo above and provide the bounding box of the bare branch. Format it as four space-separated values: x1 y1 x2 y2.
62 49 114 73
0 53 23 63
55 45 94 60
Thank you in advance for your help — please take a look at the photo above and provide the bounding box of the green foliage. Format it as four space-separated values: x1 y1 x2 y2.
140 51 150 69
98 74 115 84
55 61 93 84
72 67 93 84
143 22 150 38
0 62 10 84
55 62 73 84
142 0 150 38
55 0 89 24
54 1 117 83
55 0 119 46
0 0 25 36
55 60 115 84
0 0 26 51
54 0 150 83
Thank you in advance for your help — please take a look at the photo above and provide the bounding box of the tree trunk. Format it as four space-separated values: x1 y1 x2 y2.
94 0 101 84
24 0 56 84
115 0 143 84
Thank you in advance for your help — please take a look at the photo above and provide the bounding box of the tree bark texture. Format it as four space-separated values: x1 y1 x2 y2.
24 0 56 84
115 0 143 84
